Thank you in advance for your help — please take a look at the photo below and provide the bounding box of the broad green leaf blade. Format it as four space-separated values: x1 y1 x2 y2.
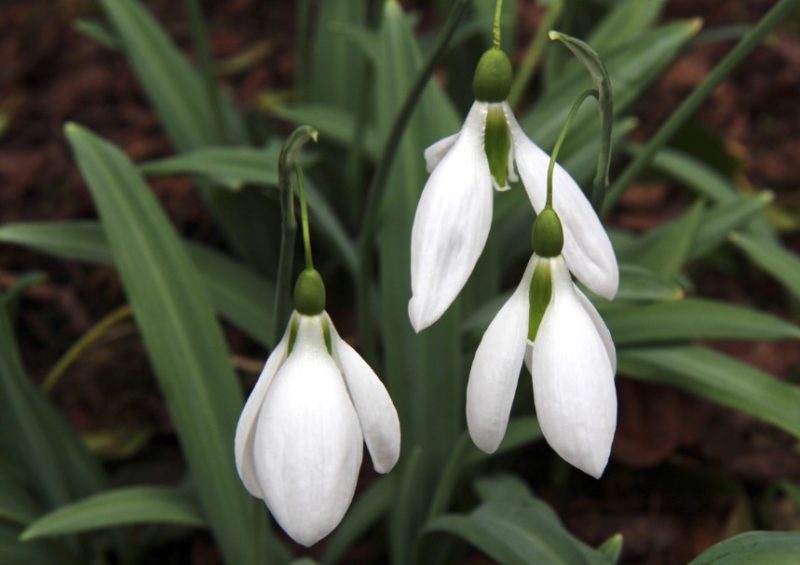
731 232 800 300
619 346 800 439
612 264 683 302
0 476 39 526
98 0 243 150
690 193 772 258
0 527 59 565
0 290 107 561
309 0 366 111
322 475 397 565
389 447 424 565
268 103 378 157
21 486 204 540
587 0 666 52
689 531 800 564
64 124 269 565
625 199 705 276
603 299 800 345
139 145 281 189
426 497 610 565
0 221 274 348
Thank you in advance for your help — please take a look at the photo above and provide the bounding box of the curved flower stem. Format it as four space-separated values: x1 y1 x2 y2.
604 0 800 213
493 0 504 49
274 126 318 342
356 0 471 365
547 88 598 208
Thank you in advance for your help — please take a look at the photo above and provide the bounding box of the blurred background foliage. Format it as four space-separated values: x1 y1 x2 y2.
0 0 800 563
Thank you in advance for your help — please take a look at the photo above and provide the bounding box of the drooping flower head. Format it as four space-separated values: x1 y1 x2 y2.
409 47 618 332
235 270 401 546
467 202 617 478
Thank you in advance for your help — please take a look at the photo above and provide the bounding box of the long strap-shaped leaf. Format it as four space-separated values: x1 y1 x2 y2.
64 124 272 565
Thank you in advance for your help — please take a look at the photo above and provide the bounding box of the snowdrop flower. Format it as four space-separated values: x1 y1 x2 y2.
235 270 401 546
466 208 617 478
409 48 618 332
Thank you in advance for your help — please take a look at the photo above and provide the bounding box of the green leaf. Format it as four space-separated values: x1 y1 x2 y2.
322 475 397 565
597 533 624 564
0 476 39 526
269 103 378 157
587 0 666 52
21 486 204 540
689 531 800 564
690 193 772 258
612 264 683 302
523 20 700 148
0 221 274 348
426 487 610 565
646 146 737 203
0 527 58 565
140 154 358 276
139 145 281 190
98 0 243 150
0 302 100 511
731 232 800 300
619 346 800 439
309 0 366 111
603 298 800 345
625 199 705 276
72 18 119 49
389 447 424 565
64 124 271 565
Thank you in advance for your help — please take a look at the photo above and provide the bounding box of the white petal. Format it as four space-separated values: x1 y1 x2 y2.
529 257 616 478
329 319 400 474
234 318 292 498
253 315 363 546
409 101 492 332
467 256 537 453
504 104 619 299
424 133 458 173
573 287 617 373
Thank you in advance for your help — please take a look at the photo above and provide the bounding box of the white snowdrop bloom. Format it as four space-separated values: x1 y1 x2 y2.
234 272 400 546
409 48 617 333
466 209 617 478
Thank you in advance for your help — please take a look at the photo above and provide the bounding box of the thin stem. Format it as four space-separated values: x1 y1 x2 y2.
604 0 799 212
356 0 471 364
508 0 563 108
274 126 318 342
183 0 226 142
547 88 597 208
493 0 504 49
42 305 133 393
296 165 314 270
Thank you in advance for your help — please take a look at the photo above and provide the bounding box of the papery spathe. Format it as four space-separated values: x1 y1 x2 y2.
234 312 400 546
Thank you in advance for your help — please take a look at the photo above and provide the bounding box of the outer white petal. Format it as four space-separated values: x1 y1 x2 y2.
573 287 617 373
424 133 458 172
409 101 492 332
234 318 292 498
529 257 616 478
328 319 401 474
467 256 537 453
504 104 619 299
253 315 363 546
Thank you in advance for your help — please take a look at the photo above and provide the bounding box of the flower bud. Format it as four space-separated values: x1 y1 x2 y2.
294 269 326 315
531 207 563 258
472 48 512 102
484 105 511 188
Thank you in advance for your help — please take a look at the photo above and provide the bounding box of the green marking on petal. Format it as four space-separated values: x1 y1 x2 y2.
485 105 511 188
321 317 333 355
528 261 553 341
287 316 300 353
